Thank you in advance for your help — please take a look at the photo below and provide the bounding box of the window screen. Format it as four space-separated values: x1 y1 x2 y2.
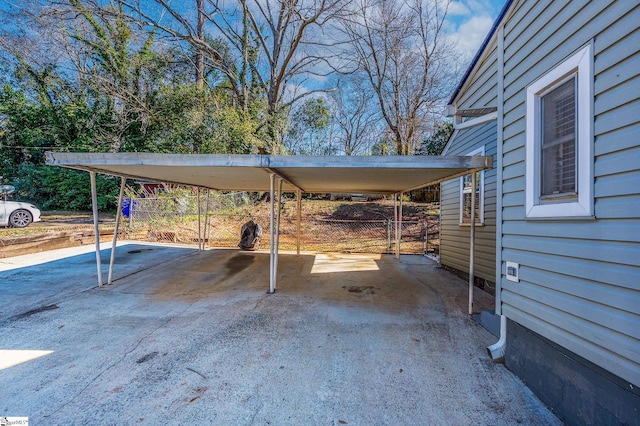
540 77 577 198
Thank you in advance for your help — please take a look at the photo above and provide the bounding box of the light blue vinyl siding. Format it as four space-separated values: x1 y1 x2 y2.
498 0 640 386
440 121 497 283
457 45 498 108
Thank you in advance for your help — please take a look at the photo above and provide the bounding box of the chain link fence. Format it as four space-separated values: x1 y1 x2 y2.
123 192 439 255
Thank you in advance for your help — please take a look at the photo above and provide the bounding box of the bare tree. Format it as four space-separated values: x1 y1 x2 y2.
329 75 381 155
339 0 457 155
195 0 205 86
0 1 94 89
124 0 348 153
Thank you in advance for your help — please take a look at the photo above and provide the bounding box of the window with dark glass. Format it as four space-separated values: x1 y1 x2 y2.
461 171 481 223
540 77 577 199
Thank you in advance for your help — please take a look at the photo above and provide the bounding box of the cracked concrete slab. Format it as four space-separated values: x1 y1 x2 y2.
0 245 561 425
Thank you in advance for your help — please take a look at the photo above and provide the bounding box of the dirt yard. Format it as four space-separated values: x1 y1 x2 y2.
130 199 440 254
1 200 440 258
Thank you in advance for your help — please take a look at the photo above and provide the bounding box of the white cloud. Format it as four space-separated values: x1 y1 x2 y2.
453 15 495 59
446 0 501 61
448 1 471 16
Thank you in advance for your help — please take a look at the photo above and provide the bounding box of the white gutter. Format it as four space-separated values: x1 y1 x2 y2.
454 111 498 131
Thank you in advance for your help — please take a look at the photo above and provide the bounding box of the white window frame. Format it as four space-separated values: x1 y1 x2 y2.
459 146 485 225
525 43 593 218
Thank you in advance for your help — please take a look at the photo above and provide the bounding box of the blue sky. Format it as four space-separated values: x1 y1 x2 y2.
142 0 506 64
446 0 505 60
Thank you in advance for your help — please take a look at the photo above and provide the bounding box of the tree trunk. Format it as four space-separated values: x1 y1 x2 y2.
195 0 205 86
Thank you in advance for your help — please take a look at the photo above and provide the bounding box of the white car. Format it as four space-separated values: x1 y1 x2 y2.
0 200 42 228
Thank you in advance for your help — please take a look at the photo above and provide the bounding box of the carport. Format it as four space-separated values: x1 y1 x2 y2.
45 152 491 314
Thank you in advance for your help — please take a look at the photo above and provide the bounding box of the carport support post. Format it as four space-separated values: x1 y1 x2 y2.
398 192 403 259
89 171 103 287
393 193 400 259
274 178 283 288
203 189 210 250
296 190 302 256
197 187 202 251
268 173 276 294
468 171 477 315
108 176 126 285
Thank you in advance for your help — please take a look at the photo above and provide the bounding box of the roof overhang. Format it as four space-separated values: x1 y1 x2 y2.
45 152 492 194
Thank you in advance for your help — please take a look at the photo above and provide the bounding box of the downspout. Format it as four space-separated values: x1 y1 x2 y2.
487 314 507 361
488 23 507 361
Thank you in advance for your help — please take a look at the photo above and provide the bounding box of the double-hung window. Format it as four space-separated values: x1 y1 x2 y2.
525 44 593 218
460 146 485 225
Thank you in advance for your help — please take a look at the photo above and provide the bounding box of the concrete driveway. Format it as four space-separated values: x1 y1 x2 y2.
0 244 561 425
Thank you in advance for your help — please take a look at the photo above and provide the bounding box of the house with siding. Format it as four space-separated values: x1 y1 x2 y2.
442 1 640 424
440 36 499 299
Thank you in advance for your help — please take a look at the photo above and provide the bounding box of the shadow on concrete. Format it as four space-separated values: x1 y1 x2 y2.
110 249 493 318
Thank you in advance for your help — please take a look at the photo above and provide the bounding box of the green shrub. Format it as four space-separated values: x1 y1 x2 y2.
14 164 120 211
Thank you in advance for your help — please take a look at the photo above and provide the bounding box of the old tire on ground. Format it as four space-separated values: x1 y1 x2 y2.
9 209 33 228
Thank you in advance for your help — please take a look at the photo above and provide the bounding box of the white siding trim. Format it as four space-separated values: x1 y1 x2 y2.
454 111 498 130
525 43 594 218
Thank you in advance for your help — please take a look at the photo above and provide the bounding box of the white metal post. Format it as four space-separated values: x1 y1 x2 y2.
423 217 428 254
197 187 202 251
269 173 276 294
108 176 126 285
296 190 302 256
203 188 210 250
90 172 103 287
398 192 403 259
394 194 399 259
274 178 283 290
469 171 477 315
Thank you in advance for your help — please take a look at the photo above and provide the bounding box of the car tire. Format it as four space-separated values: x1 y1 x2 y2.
9 209 33 228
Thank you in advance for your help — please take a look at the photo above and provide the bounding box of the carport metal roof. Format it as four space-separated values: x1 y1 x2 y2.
45 152 491 194
46 152 491 315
